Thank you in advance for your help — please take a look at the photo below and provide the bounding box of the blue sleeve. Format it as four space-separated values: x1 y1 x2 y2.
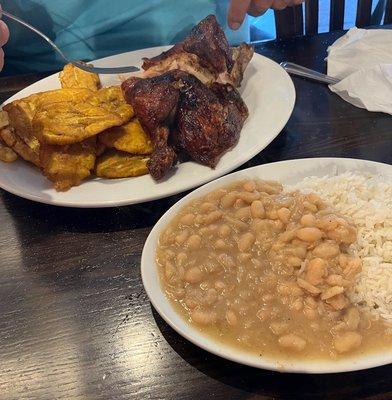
2 0 249 74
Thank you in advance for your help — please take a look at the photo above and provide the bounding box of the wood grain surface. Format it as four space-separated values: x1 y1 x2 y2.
0 29 391 400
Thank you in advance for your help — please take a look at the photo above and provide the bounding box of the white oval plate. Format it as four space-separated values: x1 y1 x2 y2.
0 47 295 207
142 158 392 373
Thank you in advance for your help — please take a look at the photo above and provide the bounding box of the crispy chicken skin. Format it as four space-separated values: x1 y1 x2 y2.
142 15 233 75
141 15 253 88
122 69 248 180
122 74 179 180
122 74 178 135
147 126 177 180
175 73 248 167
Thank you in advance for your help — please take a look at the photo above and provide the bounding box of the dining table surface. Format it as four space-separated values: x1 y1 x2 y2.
0 27 391 400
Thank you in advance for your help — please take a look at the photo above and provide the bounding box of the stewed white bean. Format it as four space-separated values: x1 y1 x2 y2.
278 334 306 351
184 267 203 283
238 232 255 252
250 200 265 219
157 179 384 361
187 234 202 250
296 227 323 242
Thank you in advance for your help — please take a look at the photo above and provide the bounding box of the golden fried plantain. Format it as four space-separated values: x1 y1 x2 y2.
0 141 18 162
95 149 149 178
40 137 96 191
0 128 40 166
3 97 38 150
33 86 134 145
35 88 93 109
3 88 93 156
99 118 152 154
59 63 101 91
0 110 9 129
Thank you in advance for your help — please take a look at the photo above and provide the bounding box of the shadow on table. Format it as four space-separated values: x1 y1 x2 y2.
0 188 184 290
152 307 392 400
1 189 186 234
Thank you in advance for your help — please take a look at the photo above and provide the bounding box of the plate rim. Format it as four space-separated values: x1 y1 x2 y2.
141 157 392 373
0 49 295 208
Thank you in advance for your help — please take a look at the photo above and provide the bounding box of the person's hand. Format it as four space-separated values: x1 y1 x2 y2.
0 5 10 71
228 0 304 29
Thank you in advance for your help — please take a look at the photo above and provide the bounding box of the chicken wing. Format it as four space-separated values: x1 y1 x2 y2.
122 72 179 180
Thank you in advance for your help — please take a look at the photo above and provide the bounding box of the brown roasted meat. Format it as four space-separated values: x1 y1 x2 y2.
122 74 179 180
122 74 178 135
143 15 232 74
122 69 248 179
175 73 248 167
222 43 254 87
142 15 253 87
147 126 177 180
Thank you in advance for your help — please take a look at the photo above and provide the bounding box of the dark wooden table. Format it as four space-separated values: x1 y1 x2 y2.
0 30 391 400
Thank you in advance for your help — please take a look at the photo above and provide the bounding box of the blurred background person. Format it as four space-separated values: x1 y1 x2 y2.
0 0 302 75
0 0 387 75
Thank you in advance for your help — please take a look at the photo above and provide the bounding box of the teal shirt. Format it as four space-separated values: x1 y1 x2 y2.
2 0 250 75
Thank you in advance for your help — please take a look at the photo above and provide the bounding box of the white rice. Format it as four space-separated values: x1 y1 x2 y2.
288 172 392 322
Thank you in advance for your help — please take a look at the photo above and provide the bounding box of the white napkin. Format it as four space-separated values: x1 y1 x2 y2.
327 28 392 115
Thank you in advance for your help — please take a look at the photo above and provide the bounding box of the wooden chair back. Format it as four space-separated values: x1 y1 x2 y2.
274 0 392 39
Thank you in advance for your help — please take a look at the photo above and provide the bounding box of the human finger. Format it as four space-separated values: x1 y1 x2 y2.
247 0 273 16
271 0 289 10
228 0 253 30
0 20 9 47
0 48 4 71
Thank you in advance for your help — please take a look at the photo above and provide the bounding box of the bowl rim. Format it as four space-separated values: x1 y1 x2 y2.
141 157 392 373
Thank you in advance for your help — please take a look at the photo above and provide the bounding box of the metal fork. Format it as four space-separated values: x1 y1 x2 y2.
2 10 140 74
280 62 340 85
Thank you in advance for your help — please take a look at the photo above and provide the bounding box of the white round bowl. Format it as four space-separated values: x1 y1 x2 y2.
141 158 392 373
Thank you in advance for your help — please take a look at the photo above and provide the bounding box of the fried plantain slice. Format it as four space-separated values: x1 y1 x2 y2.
33 86 134 145
99 118 153 154
0 110 9 129
3 88 93 155
0 128 40 166
95 149 149 178
59 63 101 91
3 96 40 151
40 137 96 191
0 141 18 162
